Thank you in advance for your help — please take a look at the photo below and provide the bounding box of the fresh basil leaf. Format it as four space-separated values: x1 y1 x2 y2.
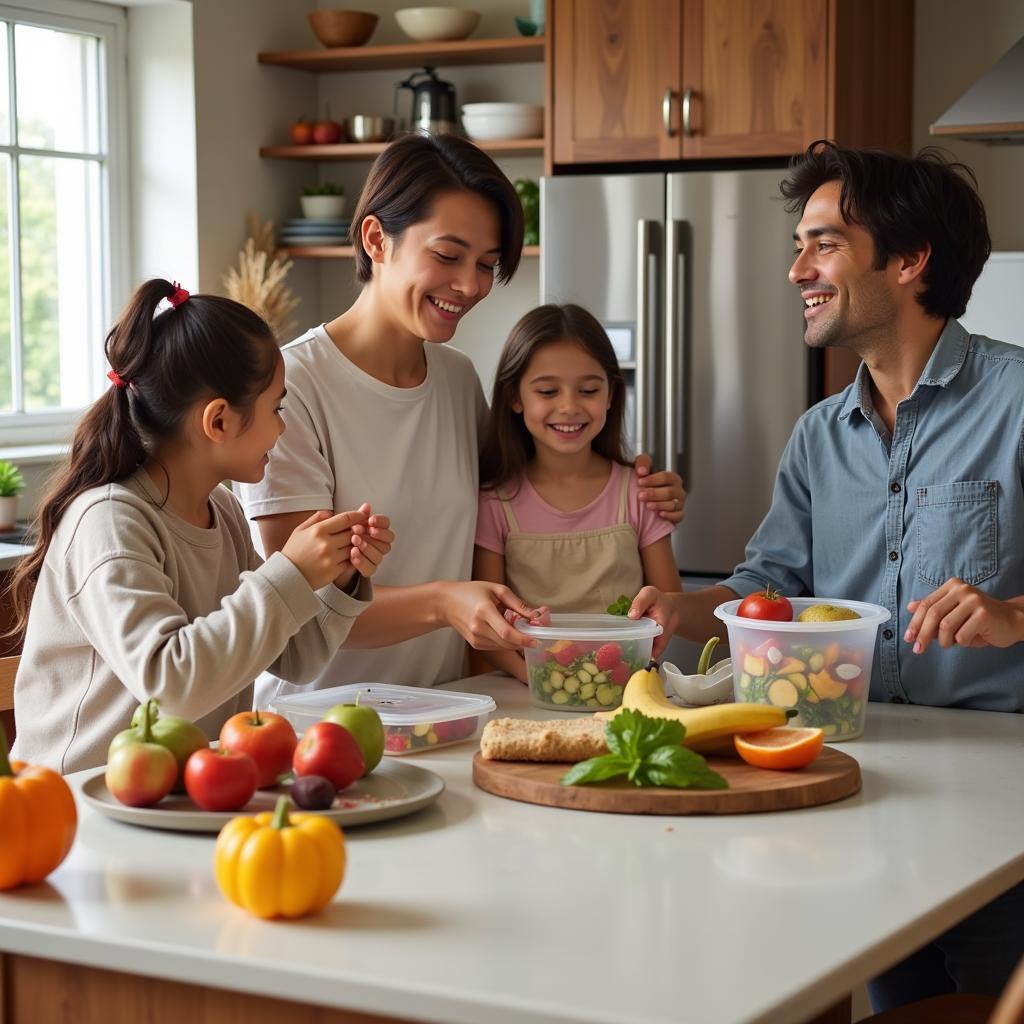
607 595 632 616
604 707 642 759
561 754 632 786
642 744 729 790
634 716 685 758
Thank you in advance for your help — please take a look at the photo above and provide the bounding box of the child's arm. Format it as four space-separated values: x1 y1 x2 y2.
472 545 529 683
639 537 684 657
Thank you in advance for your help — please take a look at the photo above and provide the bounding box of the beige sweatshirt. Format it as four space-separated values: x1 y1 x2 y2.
12 470 372 774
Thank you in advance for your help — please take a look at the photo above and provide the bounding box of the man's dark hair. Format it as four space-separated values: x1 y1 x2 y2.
780 140 991 320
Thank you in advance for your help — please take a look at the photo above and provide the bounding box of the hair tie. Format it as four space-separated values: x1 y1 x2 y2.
168 281 190 308
107 370 130 389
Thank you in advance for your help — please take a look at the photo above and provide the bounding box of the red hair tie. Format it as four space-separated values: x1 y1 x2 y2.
168 281 190 308
107 370 129 389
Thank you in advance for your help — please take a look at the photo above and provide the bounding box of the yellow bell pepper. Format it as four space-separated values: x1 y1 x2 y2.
214 796 346 919
0 723 77 890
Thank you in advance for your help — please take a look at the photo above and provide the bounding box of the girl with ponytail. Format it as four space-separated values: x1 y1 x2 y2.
8 279 393 774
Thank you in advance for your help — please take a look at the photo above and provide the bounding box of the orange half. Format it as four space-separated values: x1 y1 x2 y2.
734 727 825 770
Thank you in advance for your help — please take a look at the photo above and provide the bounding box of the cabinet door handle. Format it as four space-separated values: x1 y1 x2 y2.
682 87 694 137
662 87 676 138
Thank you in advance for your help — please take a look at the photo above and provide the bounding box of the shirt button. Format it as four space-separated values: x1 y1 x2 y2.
890 482 902 493
883 629 894 640
888 551 899 561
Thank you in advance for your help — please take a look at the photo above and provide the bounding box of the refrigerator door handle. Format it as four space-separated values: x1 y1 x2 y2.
635 219 655 458
664 219 685 479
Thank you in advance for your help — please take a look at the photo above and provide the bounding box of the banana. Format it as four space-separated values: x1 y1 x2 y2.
597 664 793 747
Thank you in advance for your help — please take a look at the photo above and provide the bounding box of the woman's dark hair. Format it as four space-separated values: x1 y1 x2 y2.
6 279 279 638
479 304 629 492
780 140 991 319
350 133 524 284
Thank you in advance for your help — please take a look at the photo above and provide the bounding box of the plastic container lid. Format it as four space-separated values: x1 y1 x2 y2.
513 613 663 641
714 598 890 632
271 683 496 725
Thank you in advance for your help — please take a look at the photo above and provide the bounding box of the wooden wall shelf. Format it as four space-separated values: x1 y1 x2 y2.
259 37 544 73
279 245 541 259
261 138 545 161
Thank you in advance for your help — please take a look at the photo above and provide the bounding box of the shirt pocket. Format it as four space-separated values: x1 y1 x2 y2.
915 480 998 588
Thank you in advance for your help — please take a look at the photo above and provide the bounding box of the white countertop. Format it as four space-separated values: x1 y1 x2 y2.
0 541 30 570
1 675 1022 1024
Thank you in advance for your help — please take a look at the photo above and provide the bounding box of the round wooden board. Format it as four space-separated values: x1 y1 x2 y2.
472 747 861 815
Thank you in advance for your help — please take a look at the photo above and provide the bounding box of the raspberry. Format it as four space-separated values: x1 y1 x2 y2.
610 662 631 685
595 643 623 671
384 732 411 752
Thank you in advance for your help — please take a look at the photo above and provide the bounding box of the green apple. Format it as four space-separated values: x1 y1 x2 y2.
113 700 209 792
322 702 385 777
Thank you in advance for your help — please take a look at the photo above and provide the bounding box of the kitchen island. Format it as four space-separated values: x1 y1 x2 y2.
1 674 1022 1024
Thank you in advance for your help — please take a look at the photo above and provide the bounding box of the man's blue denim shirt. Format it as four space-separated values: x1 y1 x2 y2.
721 319 1024 711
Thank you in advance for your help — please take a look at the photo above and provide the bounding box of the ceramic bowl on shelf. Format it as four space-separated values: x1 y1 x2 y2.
345 115 395 143
300 195 347 220
394 7 480 43
461 102 543 141
307 10 379 48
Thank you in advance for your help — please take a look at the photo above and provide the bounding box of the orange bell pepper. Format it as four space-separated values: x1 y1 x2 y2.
0 723 77 890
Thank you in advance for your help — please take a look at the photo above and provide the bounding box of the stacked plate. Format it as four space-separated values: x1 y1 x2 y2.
278 218 351 247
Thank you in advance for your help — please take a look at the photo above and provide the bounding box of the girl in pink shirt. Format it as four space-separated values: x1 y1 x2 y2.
474 304 681 682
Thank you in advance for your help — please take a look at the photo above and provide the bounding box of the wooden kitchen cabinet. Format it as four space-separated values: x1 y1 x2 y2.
550 0 913 166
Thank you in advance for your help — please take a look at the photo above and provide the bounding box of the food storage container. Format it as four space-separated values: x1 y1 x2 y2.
271 684 495 754
515 614 663 711
713 598 890 740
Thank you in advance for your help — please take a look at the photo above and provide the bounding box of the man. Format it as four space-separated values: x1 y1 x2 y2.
634 141 1024 1010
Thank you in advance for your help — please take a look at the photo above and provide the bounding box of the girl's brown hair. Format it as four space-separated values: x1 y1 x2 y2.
6 279 279 638
350 133 524 284
479 304 629 492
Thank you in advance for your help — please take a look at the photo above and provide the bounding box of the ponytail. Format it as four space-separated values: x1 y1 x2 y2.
5 278 278 640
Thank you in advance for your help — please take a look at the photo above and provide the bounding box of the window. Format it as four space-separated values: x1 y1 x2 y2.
0 0 126 446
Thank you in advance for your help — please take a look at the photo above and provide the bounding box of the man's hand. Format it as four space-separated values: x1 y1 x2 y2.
905 577 1024 653
633 453 687 524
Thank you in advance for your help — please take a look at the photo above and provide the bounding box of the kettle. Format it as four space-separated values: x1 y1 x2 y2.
395 67 459 136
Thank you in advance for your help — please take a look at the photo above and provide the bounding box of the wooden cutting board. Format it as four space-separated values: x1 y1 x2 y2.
472 747 860 815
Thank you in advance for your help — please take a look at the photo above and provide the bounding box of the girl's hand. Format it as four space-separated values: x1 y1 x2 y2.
441 581 545 651
349 507 394 581
905 578 1024 654
283 509 366 590
628 586 680 657
633 453 687 523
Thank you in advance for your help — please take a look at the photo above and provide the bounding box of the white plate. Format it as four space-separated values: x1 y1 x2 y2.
79 759 444 833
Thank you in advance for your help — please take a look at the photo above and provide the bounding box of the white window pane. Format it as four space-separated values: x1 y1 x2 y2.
0 155 9 411
16 24 100 154
0 26 9 146
20 155 102 411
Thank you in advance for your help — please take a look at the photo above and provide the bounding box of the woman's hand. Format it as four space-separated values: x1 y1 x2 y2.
349 507 394 581
633 453 687 524
628 586 680 657
905 578 1024 653
282 509 366 590
440 581 545 651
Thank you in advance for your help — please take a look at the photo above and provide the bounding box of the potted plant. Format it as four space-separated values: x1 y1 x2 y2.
0 459 25 531
300 183 346 221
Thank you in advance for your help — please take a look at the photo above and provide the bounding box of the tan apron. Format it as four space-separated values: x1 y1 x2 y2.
499 468 645 613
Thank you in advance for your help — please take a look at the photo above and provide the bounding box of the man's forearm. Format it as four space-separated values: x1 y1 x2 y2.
340 581 448 649
669 585 739 643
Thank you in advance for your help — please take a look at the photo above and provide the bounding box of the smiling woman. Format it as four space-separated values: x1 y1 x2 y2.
238 135 686 704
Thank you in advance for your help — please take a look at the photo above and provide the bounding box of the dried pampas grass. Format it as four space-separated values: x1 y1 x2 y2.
223 214 300 342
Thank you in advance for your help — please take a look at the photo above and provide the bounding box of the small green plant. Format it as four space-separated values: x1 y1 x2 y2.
0 460 24 498
301 182 345 197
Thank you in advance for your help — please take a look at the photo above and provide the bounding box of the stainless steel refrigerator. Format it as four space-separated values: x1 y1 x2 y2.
541 168 808 584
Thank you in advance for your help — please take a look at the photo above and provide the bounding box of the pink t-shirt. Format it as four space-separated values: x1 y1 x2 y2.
475 461 674 554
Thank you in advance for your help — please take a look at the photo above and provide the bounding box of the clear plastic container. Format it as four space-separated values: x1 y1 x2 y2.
713 598 890 741
515 614 663 711
270 684 496 755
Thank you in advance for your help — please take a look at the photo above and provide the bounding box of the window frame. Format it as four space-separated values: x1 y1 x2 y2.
0 0 128 448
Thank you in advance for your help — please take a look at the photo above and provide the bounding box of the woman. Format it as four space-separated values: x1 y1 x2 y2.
239 134 685 700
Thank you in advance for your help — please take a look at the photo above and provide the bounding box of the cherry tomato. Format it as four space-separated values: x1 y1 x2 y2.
737 587 793 622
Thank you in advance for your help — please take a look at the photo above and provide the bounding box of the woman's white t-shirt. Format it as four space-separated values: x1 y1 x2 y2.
239 324 486 703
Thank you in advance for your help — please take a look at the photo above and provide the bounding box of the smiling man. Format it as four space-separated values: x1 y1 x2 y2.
633 140 1024 1011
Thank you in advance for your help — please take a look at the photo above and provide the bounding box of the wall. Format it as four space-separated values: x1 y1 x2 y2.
913 0 1024 249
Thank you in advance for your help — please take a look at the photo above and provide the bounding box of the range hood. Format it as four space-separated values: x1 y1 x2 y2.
930 36 1024 145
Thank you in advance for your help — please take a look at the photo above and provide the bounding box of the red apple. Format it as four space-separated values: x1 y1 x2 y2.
184 748 258 812
293 722 364 792
105 699 178 808
290 117 313 145
219 710 297 789
311 117 343 144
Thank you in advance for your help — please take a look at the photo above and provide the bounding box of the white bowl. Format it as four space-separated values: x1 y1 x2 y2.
394 7 480 42
300 195 347 220
461 102 543 141
661 659 734 706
